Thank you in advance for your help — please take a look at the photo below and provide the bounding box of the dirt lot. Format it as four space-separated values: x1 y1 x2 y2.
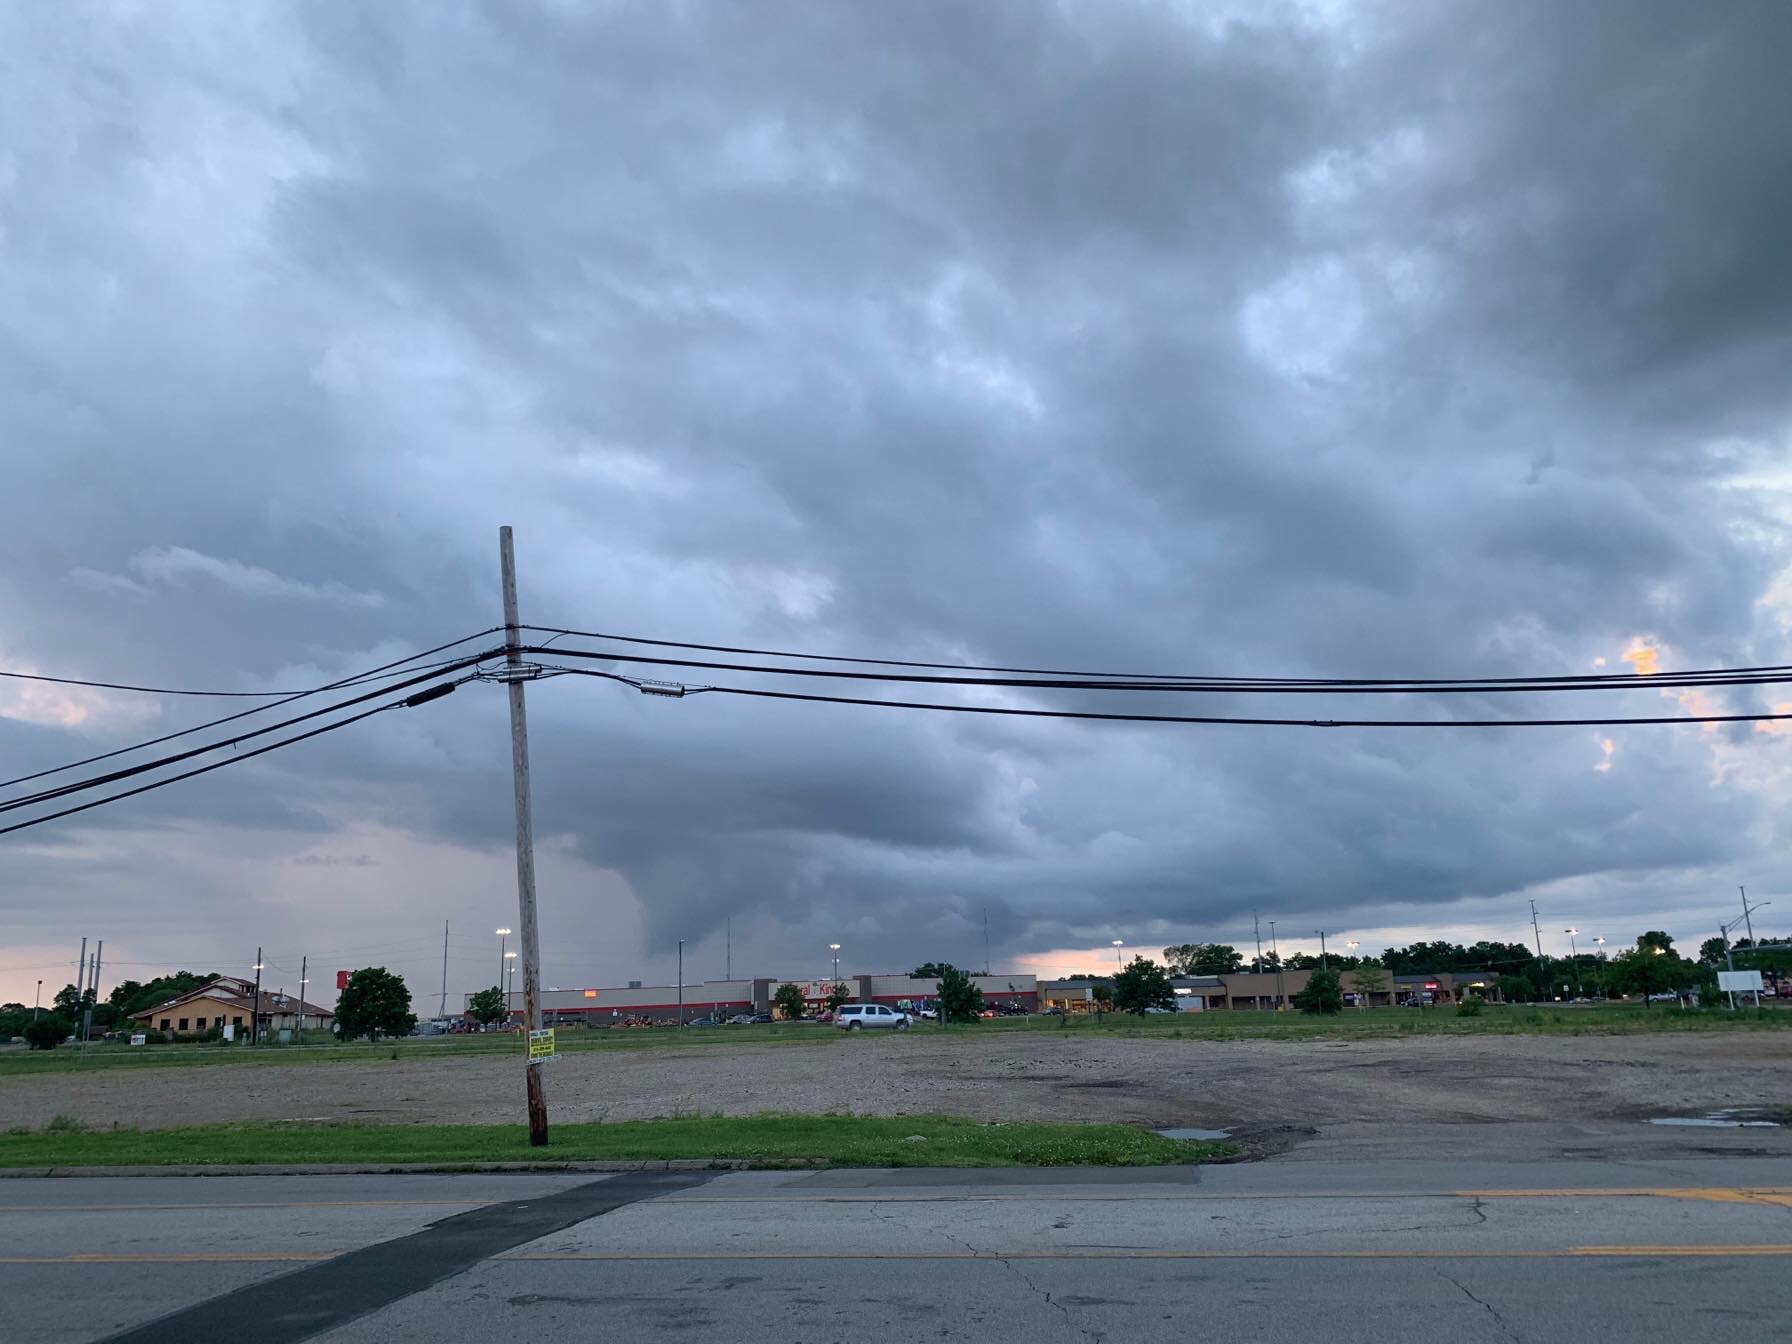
9 1030 1790 1161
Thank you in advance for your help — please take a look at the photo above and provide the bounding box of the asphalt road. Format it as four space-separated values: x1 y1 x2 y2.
5 1159 1791 1344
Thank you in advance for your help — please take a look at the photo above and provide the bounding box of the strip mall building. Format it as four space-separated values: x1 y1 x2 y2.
469 973 1043 1025
467 967 1482 1024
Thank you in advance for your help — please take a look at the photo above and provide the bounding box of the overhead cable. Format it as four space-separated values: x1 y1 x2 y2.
0 632 507 794
0 658 490 817
521 624 1791 690
522 644 1792 696
0 678 467 838
552 667 1792 729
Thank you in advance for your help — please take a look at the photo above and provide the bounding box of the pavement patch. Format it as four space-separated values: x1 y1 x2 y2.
93 1169 715 1344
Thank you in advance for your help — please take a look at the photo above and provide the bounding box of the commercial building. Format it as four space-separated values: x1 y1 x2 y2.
1040 969 1475 1012
130 976 335 1037
468 972 1039 1025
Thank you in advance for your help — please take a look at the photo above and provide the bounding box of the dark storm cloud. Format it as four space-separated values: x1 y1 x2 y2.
3 0 1791 999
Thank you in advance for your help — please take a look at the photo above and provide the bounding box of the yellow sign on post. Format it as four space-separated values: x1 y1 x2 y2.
527 1028 557 1064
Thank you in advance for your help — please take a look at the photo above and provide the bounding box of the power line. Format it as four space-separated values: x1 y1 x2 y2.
0 631 506 793
522 625 1792 692
0 657 489 817
552 667 1792 729
0 678 467 839
522 643 1792 697
0 628 503 697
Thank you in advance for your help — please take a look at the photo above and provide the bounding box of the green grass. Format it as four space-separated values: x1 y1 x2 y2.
972 1002 1792 1040
0 1023 836 1075
0 1114 1229 1169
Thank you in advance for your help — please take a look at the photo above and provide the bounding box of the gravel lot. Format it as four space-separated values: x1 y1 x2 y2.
8 1030 1790 1161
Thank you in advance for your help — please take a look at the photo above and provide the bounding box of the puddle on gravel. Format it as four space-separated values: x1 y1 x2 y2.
1156 1127 1230 1141
1650 1108 1782 1129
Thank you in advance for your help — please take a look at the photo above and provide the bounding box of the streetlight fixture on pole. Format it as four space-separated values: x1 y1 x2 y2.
677 939 684 1026
1564 929 1582 998
829 943 841 985
495 928 511 994
504 951 518 1018
1590 936 1606 998
251 951 264 1046
1112 939 1124 970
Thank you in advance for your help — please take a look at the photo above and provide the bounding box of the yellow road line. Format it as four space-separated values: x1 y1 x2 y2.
1463 1188 1792 1207
0 1200 478 1214
0 1251 338 1264
496 1245 1792 1262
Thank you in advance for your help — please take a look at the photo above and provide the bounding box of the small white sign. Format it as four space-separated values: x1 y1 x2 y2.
1718 970 1764 992
129 1033 146 1047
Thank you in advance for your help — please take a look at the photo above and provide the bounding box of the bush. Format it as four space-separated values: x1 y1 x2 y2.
1293 968 1344 1015
23 1019 70 1050
1456 996 1484 1017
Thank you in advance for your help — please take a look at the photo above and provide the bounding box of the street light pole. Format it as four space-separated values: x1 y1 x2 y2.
1112 939 1124 970
496 928 510 997
1269 921 1285 1011
34 979 41 1022
1564 929 1581 998
504 951 518 1017
1317 931 1328 969
251 949 264 1047
677 939 684 1026
829 943 841 985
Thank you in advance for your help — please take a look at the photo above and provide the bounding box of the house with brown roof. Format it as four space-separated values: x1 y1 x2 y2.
130 976 334 1038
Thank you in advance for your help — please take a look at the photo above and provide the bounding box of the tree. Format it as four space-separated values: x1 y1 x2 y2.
1636 930 1676 954
468 986 506 1026
1293 967 1343 1014
334 967 416 1040
1351 961 1390 1003
826 982 850 1013
52 983 88 1018
1112 957 1175 1014
772 982 807 1020
1162 944 1201 976
1496 974 1531 1003
1607 946 1695 1004
936 965 984 1023
1284 953 1322 971
106 972 220 1020
1698 936 1728 965
1163 943 1246 975
1090 982 1114 1008
25 1018 70 1050
910 963 949 978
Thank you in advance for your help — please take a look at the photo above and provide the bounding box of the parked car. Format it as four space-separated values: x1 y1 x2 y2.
834 1003 911 1031
685 1016 721 1027
727 1013 755 1025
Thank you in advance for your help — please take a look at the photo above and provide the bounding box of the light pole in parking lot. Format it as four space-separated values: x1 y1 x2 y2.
1112 939 1124 969
495 927 510 995
504 950 518 1018
830 943 841 986
1564 928 1582 998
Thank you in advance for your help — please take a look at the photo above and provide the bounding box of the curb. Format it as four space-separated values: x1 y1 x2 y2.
0 1158 831 1179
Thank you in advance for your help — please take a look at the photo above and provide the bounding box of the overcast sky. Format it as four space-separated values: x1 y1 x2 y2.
4 1 1791 1011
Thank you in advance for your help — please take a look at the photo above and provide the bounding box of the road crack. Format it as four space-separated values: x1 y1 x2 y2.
866 1201 1103 1342
1437 1270 1522 1343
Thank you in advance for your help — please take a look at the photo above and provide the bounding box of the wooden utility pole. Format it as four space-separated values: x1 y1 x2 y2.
251 946 263 1045
500 526 549 1146
440 920 450 1018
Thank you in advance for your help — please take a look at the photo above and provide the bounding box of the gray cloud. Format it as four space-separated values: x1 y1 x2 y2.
3 0 1790 1003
